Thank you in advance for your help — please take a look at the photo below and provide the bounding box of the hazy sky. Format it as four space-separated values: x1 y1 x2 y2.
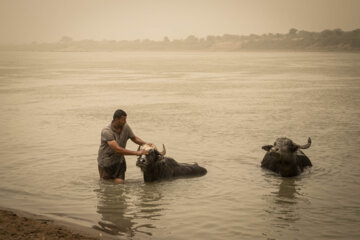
0 0 359 44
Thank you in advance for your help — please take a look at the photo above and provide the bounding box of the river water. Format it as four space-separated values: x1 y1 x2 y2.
0 51 359 240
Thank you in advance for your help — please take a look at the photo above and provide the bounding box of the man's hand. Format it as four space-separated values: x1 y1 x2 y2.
137 149 149 156
147 143 155 148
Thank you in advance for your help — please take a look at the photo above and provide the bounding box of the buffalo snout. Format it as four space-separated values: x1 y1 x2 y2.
136 156 147 167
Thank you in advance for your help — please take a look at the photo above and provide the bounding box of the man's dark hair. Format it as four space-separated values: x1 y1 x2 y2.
113 109 127 120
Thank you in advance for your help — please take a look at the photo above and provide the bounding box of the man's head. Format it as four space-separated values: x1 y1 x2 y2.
113 109 127 128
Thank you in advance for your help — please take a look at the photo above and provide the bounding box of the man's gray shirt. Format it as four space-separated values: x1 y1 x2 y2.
97 122 135 167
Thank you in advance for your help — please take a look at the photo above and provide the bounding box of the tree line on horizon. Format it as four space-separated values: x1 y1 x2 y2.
2 28 360 51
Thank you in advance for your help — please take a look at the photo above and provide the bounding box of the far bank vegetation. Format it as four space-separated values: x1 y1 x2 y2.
2 28 360 52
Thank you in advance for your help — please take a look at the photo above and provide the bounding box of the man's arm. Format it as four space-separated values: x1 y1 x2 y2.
130 136 151 146
107 140 147 156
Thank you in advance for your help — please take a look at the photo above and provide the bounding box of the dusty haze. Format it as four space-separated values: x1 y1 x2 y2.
0 0 359 44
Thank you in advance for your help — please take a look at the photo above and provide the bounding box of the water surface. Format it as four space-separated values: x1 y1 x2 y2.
0 51 359 239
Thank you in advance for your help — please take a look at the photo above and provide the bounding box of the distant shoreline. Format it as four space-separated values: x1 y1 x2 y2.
0 49 359 53
1 28 359 52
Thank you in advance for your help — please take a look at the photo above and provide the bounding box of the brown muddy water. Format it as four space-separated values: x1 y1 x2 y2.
0 51 359 240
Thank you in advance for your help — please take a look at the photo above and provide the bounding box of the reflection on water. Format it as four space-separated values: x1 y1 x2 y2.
273 178 301 226
93 180 165 238
263 176 309 239
94 182 135 237
277 178 298 204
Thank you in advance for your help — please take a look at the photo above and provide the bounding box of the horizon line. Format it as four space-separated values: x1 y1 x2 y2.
1 27 359 45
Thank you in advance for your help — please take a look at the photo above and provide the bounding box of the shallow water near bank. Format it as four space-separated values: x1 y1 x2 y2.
0 51 359 239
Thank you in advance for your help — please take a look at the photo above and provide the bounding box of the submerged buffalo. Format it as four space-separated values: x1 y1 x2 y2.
261 137 312 177
136 144 207 182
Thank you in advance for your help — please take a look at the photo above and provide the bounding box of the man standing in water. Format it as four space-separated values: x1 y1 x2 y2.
97 109 151 184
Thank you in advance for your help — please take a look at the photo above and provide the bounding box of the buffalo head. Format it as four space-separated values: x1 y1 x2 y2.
136 144 166 172
261 137 312 177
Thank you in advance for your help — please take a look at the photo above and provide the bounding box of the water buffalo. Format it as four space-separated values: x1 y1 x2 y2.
136 144 207 182
261 137 312 177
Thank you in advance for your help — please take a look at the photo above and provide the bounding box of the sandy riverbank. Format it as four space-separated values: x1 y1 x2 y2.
0 208 113 240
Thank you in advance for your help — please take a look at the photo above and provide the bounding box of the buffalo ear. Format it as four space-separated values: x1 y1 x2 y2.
262 145 273 151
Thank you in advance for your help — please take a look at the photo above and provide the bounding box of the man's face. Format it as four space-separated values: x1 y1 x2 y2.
115 116 127 128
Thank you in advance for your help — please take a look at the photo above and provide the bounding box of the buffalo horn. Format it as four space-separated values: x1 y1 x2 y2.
159 144 166 156
297 137 312 149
